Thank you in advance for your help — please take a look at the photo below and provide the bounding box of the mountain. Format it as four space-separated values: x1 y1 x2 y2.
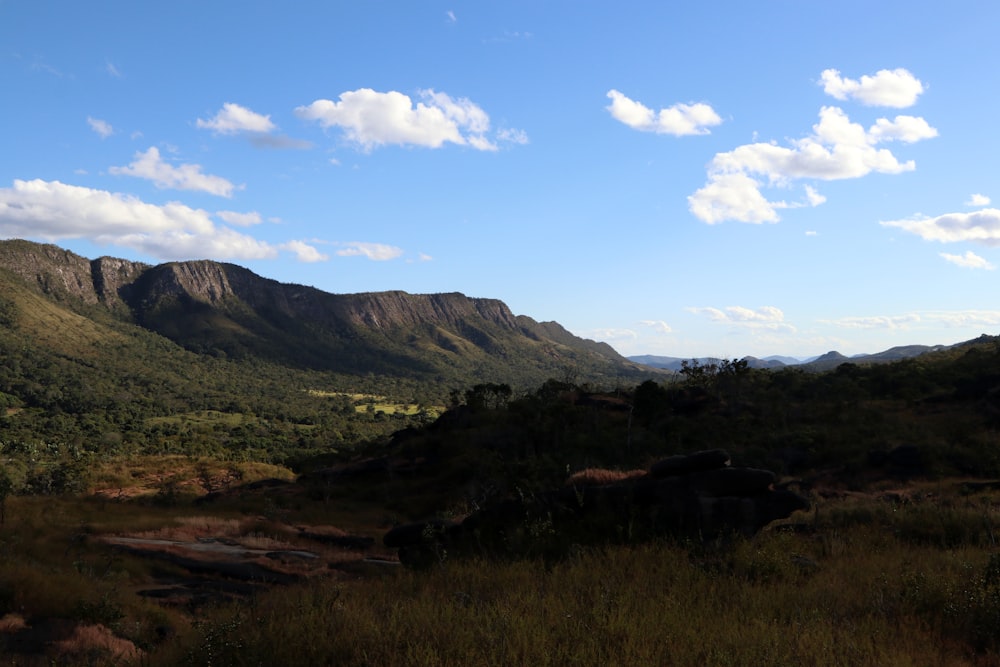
0 239 653 390
627 355 718 372
762 355 804 365
630 344 962 373
627 355 787 371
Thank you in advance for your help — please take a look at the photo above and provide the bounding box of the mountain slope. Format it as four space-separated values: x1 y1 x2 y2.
0 240 653 388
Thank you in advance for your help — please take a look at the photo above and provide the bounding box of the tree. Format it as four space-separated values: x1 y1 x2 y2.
0 467 13 524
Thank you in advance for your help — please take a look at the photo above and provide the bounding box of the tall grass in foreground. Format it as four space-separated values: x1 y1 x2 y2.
167 524 1000 667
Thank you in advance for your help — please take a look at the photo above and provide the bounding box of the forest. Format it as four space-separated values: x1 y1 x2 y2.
0 331 999 663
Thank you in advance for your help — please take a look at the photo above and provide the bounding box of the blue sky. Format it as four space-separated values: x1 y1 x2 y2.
2 1 1000 359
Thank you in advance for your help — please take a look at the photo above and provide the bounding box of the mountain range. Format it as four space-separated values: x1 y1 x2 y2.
0 239 983 388
628 342 958 373
0 239 653 390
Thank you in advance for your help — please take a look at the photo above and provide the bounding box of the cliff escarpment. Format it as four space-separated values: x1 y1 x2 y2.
0 240 651 387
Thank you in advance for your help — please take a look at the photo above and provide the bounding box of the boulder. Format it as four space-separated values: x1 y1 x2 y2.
384 449 808 565
649 449 731 478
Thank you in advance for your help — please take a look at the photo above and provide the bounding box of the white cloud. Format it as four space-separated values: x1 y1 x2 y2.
115 228 277 262
940 250 995 269
105 61 122 78
825 310 1000 329
689 173 783 224
823 314 922 330
497 127 530 145
690 103 936 224
587 328 638 343
639 320 672 334
446 10 456 23
804 185 826 207
819 68 925 108
87 116 114 139
336 242 404 260
967 193 991 207
281 240 329 263
296 88 513 151
0 178 300 261
216 210 262 227
606 90 722 136
109 147 240 197
867 115 938 143
196 102 276 134
880 208 1000 246
712 107 928 180
687 305 795 332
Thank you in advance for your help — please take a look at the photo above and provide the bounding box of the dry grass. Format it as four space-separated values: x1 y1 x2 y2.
54 623 144 663
165 532 1000 667
158 483 1000 666
0 613 28 633
565 467 647 486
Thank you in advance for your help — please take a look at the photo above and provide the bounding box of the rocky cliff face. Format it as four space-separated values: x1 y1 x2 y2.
0 240 149 310
0 240 643 384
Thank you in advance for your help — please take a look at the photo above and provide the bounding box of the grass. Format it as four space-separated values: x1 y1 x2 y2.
165 531 1000 666
2 460 1000 665
153 481 1000 666
307 390 444 416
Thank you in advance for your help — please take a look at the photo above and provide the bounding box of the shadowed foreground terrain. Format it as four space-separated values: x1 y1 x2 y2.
2 242 1000 663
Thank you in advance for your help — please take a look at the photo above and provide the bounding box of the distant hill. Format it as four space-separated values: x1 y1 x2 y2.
0 239 657 391
630 342 979 373
628 355 787 371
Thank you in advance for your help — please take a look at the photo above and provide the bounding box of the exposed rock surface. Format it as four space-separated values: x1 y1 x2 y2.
0 239 645 382
384 449 809 567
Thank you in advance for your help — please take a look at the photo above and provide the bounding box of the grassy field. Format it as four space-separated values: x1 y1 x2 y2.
0 463 999 665
308 390 444 417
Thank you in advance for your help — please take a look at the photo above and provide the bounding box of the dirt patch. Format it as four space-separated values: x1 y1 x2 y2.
99 518 394 608
0 617 142 663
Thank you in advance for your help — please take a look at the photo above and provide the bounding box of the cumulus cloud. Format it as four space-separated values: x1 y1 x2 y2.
689 102 937 224
819 68 925 108
282 240 329 263
687 305 795 332
87 116 114 139
216 210 262 227
825 310 1000 329
967 193 991 207
606 90 722 136
880 209 1000 246
823 313 922 329
109 147 240 197
196 102 276 134
639 320 672 334
586 328 638 344
336 242 404 261
867 115 938 143
0 178 323 263
688 173 785 224
295 88 520 151
803 185 826 207
940 250 995 269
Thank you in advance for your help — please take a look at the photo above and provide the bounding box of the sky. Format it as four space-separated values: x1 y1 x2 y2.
2 1 1000 360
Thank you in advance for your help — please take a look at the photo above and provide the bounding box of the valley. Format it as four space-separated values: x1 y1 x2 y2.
0 240 999 664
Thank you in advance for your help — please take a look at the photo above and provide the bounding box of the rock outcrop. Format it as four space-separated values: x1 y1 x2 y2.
384 449 809 567
0 239 649 384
